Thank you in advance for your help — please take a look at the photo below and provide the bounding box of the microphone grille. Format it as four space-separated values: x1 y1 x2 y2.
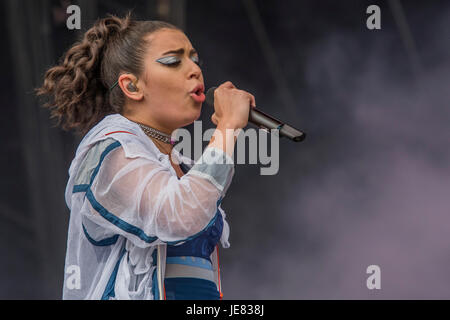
205 87 216 106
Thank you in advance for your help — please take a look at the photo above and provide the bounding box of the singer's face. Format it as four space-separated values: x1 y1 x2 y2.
139 28 204 133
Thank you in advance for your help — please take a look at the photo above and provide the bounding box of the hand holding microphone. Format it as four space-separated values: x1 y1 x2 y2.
206 83 306 142
209 81 256 129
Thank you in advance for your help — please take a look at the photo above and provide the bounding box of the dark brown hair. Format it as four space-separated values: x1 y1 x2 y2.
36 13 179 136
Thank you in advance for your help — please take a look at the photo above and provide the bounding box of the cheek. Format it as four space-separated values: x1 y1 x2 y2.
146 73 186 105
142 66 194 118
147 66 182 89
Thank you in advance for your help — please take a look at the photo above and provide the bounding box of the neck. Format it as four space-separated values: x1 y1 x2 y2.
153 137 174 152
122 113 174 136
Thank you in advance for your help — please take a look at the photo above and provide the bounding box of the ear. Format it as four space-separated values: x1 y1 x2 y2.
118 73 144 101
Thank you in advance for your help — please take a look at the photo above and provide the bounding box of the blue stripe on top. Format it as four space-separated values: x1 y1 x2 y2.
166 256 213 270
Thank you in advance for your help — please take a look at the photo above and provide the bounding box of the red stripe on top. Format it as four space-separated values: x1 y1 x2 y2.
104 131 137 136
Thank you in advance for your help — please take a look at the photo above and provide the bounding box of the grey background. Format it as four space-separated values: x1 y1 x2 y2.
0 0 449 299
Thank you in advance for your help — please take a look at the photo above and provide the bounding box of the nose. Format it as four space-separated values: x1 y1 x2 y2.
188 60 202 79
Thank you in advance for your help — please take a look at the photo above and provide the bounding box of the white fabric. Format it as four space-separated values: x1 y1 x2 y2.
62 114 234 300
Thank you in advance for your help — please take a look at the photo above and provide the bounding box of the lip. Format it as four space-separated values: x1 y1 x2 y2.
190 84 205 95
189 84 205 103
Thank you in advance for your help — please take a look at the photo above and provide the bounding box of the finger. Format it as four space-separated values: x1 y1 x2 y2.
249 94 256 107
221 81 235 89
211 113 218 125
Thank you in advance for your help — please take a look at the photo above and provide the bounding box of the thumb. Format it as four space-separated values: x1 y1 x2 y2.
211 113 219 125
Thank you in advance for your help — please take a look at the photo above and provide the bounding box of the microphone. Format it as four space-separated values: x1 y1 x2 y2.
205 87 306 142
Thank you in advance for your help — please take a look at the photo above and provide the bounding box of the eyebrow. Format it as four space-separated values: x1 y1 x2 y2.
162 48 198 56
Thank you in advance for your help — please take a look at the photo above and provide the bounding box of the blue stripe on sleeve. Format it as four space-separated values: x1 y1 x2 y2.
101 247 127 300
85 187 158 244
82 224 119 246
72 139 225 245
73 184 89 193
89 141 121 185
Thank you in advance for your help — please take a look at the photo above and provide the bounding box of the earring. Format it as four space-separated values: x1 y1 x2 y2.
127 82 137 92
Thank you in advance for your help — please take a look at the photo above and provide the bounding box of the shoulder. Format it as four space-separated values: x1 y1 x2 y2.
82 114 162 162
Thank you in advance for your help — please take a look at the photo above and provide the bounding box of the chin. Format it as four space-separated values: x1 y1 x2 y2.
195 109 202 120
190 105 202 120
179 113 200 128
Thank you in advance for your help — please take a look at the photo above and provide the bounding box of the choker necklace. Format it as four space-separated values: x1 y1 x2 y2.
136 122 177 145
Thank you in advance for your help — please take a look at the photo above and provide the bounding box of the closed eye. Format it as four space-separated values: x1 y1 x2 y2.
156 56 181 67
156 56 203 68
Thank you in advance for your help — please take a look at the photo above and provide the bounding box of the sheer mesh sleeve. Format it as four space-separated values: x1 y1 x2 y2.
83 142 234 248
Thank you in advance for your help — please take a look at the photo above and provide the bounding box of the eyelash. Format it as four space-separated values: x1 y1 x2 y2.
163 57 203 67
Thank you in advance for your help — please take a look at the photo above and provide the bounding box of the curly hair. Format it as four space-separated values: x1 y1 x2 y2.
36 12 179 136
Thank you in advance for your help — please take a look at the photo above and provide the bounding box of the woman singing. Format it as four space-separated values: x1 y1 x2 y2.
37 13 255 300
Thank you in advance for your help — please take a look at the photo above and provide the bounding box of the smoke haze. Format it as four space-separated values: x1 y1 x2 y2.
220 2 450 299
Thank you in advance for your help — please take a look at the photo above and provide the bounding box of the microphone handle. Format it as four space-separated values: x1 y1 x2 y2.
249 108 306 142
205 87 306 142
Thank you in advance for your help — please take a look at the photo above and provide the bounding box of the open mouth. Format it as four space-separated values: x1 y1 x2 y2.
190 85 205 103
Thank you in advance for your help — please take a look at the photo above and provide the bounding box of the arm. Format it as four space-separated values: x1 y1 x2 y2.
85 141 234 247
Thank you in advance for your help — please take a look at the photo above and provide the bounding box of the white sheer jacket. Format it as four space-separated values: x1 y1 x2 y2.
62 114 234 300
